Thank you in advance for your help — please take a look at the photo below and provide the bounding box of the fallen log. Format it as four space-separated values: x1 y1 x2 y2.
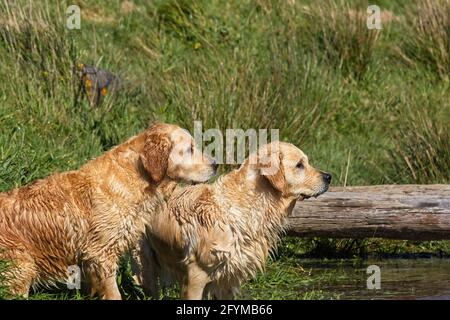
288 185 450 240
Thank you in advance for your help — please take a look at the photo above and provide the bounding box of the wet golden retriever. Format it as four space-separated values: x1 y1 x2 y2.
133 141 331 299
0 122 216 299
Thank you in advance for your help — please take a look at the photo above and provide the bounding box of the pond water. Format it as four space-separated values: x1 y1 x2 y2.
300 258 450 300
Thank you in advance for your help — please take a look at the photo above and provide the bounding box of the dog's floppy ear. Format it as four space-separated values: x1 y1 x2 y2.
141 127 172 183
258 145 286 194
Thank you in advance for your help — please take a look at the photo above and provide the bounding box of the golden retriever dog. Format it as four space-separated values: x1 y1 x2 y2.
133 141 331 299
0 122 217 299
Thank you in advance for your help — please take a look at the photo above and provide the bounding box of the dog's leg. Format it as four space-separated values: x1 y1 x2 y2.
181 263 209 300
215 286 239 300
131 239 160 299
97 275 121 300
85 258 121 300
208 280 239 300
2 252 36 298
89 272 121 300
7 272 34 298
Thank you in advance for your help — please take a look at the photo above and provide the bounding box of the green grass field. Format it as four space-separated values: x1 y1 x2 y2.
0 0 449 299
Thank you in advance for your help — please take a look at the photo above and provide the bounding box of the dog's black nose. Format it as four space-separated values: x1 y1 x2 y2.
322 172 332 184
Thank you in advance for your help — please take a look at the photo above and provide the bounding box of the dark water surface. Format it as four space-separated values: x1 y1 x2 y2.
300 258 450 300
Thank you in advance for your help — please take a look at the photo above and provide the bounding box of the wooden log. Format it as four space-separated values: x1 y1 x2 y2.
288 185 450 240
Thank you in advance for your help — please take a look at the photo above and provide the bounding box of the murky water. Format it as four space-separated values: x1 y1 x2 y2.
299 258 450 300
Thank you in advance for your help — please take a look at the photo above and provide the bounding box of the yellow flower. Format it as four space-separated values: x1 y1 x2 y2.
84 78 92 89
194 42 202 50
101 87 108 96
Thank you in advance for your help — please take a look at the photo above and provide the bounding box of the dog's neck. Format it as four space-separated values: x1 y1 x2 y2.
215 162 297 240
80 132 158 203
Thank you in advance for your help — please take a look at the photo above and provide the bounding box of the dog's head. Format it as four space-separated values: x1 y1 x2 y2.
140 122 217 184
252 142 331 199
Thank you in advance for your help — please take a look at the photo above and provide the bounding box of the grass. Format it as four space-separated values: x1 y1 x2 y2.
398 0 450 81
240 257 341 300
0 259 11 299
0 0 449 299
301 0 381 79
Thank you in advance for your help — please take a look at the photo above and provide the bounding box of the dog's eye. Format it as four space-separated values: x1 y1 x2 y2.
296 162 304 170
